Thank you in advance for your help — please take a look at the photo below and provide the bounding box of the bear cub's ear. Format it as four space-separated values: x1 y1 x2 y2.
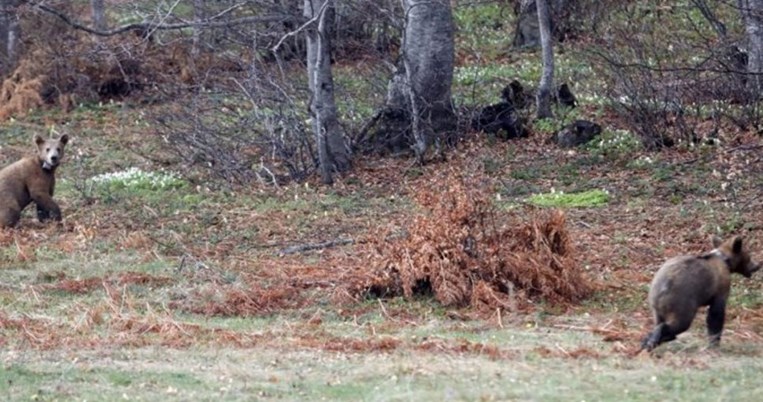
59 134 69 145
34 134 45 146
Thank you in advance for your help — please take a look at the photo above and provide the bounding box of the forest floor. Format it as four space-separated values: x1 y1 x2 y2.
2 99 763 400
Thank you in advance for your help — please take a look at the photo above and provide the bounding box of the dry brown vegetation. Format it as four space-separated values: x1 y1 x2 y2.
0 60 45 120
356 170 593 310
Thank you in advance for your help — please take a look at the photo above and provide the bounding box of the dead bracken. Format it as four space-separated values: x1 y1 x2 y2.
354 169 595 310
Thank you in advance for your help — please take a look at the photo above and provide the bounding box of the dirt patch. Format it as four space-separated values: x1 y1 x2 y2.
42 272 172 295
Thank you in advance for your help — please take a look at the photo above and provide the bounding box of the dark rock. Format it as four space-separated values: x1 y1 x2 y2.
555 120 602 148
472 102 526 140
555 83 577 108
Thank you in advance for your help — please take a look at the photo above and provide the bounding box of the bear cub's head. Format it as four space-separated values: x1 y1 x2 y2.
712 235 761 278
35 134 69 171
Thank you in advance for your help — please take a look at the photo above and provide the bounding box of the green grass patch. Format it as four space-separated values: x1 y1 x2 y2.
526 189 610 208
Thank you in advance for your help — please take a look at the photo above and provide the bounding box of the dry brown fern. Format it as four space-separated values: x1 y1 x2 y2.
0 59 45 120
356 168 595 310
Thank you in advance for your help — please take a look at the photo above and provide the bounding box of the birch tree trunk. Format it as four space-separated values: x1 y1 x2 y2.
91 0 106 32
400 0 456 161
304 0 350 184
192 0 204 58
739 0 763 98
0 0 20 72
6 5 17 67
536 0 554 119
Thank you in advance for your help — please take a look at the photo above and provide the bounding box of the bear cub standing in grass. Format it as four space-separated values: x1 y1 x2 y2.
0 134 69 228
642 236 760 351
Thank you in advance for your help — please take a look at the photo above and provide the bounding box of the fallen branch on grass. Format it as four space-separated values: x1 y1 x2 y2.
277 231 409 256
726 144 763 153
278 238 357 255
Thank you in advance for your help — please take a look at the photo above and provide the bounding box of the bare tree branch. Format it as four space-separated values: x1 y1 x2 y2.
271 0 329 54
33 2 298 37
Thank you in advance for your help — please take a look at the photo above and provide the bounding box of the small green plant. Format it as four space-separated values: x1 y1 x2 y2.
533 118 557 136
89 167 186 192
526 189 610 208
510 167 541 181
80 167 187 204
586 128 643 159
482 157 503 175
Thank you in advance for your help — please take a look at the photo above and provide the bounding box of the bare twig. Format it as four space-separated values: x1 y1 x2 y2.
35 2 297 37
278 238 356 255
726 144 763 153
271 0 330 54
353 109 384 146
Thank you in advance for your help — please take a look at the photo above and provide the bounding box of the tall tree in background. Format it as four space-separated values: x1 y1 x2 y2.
400 0 456 160
90 0 106 32
739 0 763 97
192 0 204 58
304 0 350 184
536 0 554 119
0 0 20 73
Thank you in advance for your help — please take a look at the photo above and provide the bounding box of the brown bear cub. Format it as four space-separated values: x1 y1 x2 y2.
642 236 760 351
0 134 69 228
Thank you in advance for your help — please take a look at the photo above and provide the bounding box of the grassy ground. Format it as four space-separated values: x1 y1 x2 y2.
4 319 763 401
3 109 763 399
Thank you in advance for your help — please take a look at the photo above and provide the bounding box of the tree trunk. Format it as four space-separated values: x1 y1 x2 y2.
192 0 204 58
362 1 455 158
91 0 106 32
400 0 456 161
304 0 350 185
536 0 554 119
513 0 541 48
0 0 20 73
739 0 763 97
512 0 570 48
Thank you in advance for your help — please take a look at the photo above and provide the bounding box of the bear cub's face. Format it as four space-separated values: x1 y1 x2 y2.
35 134 69 171
714 236 761 278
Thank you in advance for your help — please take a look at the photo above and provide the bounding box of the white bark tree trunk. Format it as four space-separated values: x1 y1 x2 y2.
400 0 456 161
536 0 554 119
739 0 763 97
192 0 204 58
91 0 106 32
0 0 20 71
304 0 350 184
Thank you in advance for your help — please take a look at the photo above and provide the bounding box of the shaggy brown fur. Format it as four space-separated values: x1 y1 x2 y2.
642 236 761 351
0 134 69 228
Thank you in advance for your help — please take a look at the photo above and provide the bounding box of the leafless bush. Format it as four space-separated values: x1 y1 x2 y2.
151 74 316 186
331 1 402 58
508 0 624 45
589 2 761 148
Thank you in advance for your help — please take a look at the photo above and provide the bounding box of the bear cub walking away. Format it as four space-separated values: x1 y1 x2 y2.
642 236 760 351
0 134 69 228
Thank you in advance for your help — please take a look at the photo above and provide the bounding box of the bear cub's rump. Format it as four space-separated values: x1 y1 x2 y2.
642 236 760 351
